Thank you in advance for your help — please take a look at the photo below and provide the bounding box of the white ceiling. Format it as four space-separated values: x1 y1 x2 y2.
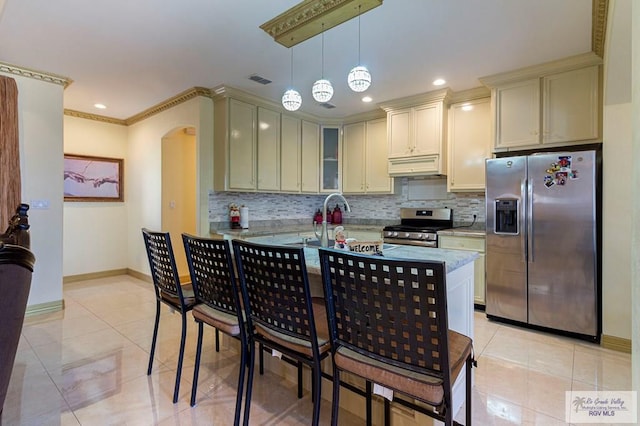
0 0 594 120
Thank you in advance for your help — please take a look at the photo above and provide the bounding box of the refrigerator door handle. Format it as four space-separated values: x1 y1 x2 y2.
521 179 527 263
527 178 534 263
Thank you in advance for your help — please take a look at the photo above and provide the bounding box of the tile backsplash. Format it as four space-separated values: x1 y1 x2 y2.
209 177 485 227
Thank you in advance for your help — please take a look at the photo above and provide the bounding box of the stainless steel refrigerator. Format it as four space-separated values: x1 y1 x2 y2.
485 149 600 340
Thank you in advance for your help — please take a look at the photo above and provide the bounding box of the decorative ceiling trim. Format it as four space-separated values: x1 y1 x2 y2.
0 61 72 87
125 87 212 125
260 0 383 48
64 109 127 126
592 0 608 58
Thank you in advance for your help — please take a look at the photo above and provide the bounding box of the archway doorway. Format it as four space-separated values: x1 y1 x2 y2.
161 126 197 278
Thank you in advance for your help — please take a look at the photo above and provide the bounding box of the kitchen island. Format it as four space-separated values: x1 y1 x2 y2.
241 234 477 425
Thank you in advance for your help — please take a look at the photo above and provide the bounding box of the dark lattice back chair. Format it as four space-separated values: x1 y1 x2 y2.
232 239 330 426
318 248 474 426
182 234 248 425
141 228 195 403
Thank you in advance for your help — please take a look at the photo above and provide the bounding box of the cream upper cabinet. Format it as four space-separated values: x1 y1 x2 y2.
381 88 450 177
481 53 602 152
257 107 281 191
494 79 540 149
447 98 491 192
342 122 366 192
321 126 341 192
343 118 393 194
280 114 301 192
227 98 257 190
366 118 393 192
543 65 600 144
301 120 320 193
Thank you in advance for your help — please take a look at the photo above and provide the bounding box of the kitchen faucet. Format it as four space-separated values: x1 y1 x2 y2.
314 192 351 247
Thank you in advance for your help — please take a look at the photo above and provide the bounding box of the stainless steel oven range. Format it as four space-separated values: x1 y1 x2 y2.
383 208 453 247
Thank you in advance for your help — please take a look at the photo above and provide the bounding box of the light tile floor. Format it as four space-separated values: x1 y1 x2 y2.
2 275 631 425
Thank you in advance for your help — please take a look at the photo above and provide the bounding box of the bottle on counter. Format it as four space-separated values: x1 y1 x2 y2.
313 209 323 224
326 208 333 224
332 204 342 224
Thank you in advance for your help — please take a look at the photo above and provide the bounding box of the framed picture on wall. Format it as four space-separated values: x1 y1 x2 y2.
64 154 124 202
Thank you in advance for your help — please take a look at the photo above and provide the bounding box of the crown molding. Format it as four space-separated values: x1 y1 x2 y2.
479 52 603 87
378 88 452 112
125 87 212 125
592 0 608 58
448 86 491 104
260 0 383 48
64 109 127 126
0 61 72 87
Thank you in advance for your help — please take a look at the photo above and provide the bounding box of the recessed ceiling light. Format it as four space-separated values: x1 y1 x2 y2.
94 103 107 109
362 96 372 103
433 78 446 86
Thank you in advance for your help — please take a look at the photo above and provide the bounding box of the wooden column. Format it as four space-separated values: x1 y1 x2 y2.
0 76 20 229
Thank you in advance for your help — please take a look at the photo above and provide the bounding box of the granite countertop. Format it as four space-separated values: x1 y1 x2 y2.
242 234 478 275
438 222 486 238
213 222 386 239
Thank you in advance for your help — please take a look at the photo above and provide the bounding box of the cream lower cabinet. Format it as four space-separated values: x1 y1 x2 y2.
447 98 491 192
342 118 392 193
281 114 301 192
438 234 486 306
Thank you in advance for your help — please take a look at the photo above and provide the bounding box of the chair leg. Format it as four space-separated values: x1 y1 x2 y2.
466 356 473 426
384 398 390 426
366 381 372 426
259 342 264 375
190 321 204 407
173 311 188 403
331 368 341 426
311 361 322 426
243 341 256 426
147 300 161 375
215 328 220 352
234 339 247 426
297 360 303 399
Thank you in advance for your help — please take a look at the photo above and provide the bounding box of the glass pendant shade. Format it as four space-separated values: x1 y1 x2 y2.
282 89 302 111
348 65 371 92
312 79 333 102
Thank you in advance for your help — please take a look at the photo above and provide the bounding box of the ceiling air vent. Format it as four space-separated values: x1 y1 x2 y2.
249 74 272 85
319 102 336 109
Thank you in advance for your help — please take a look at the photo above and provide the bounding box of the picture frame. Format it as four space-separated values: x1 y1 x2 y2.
64 154 124 202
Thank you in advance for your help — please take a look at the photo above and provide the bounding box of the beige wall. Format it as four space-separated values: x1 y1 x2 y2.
126 97 214 276
63 116 128 276
1 69 65 308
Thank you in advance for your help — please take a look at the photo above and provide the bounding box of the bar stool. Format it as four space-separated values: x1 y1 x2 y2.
318 247 475 426
232 239 330 426
182 234 248 425
141 228 196 403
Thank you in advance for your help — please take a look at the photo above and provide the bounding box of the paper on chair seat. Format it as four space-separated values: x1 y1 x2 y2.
373 383 394 401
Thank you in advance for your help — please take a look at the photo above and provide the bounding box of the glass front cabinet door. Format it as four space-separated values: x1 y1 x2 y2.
320 126 341 192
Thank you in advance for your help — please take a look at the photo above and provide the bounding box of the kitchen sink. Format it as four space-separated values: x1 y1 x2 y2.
286 239 396 251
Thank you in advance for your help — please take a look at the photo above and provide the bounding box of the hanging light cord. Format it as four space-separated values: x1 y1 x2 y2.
290 41 294 86
321 23 325 78
357 5 362 64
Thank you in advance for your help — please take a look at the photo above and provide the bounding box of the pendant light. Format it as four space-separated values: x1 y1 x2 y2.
282 45 302 111
347 5 371 93
312 23 334 103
